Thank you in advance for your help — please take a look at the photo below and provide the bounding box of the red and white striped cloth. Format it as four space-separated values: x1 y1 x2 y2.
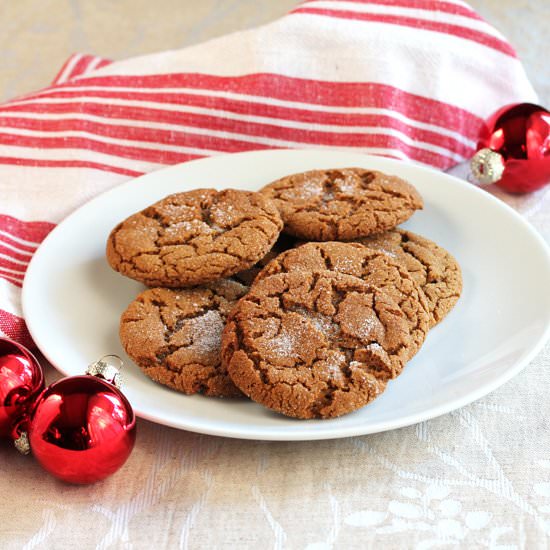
0 0 538 347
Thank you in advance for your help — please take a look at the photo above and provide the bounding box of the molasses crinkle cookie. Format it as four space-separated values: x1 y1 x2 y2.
222 270 415 419
233 233 297 286
254 241 430 360
106 188 283 287
360 229 462 326
120 279 248 397
260 168 423 241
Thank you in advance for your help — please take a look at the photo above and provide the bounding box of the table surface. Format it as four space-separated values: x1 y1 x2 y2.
1 2 549 549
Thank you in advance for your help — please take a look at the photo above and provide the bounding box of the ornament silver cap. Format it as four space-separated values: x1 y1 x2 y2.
470 147 505 185
14 431 30 455
86 355 124 389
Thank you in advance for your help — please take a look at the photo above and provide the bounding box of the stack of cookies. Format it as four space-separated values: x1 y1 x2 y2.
107 168 462 420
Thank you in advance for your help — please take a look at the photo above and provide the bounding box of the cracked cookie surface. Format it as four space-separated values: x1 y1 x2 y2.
120 279 248 397
222 270 414 419
260 168 423 241
254 241 430 360
233 233 297 286
107 188 283 287
360 229 462 326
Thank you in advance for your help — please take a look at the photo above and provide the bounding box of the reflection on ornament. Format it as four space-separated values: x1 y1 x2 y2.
29 375 136 484
0 340 44 438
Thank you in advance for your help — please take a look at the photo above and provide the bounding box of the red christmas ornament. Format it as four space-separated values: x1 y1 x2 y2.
0 339 44 438
28 374 136 484
471 102 550 193
0 337 136 485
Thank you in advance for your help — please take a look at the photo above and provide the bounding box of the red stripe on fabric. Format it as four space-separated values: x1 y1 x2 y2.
0 156 142 177
0 105 474 159
12 74 482 130
0 233 37 254
51 55 113 86
95 59 113 70
0 126 268 158
51 54 79 85
0 269 23 281
0 133 208 165
299 0 483 20
0 309 34 349
0 88 480 145
83 57 112 76
0 128 453 168
0 214 55 243
292 7 516 56
68 55 94 80
0 148 412 176
0 258 27 273
0 275 22 288
0 114 456 166
0 244 32 263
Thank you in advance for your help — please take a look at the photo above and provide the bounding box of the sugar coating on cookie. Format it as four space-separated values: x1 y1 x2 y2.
222 270 415 419
120 279 248 397
260 168 423 241
360 229 462 326
254 241 430 360
107 188 283 287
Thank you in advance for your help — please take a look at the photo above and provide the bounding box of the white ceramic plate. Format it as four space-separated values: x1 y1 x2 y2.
23 150 550 440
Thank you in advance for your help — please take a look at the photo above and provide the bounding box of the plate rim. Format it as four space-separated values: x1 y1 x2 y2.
22 149 550 440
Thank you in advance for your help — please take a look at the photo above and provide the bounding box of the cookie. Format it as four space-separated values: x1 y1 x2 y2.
260 168 423 241
233 233 297 285
107 188 283 287
222 270 414 419
254 241 430 359
120 279 248 397
360 230 462 326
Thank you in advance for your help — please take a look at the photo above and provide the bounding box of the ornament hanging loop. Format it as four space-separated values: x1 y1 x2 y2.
86 355 124 389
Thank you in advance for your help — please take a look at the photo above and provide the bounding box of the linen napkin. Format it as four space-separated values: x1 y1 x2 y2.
0 0 538 347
